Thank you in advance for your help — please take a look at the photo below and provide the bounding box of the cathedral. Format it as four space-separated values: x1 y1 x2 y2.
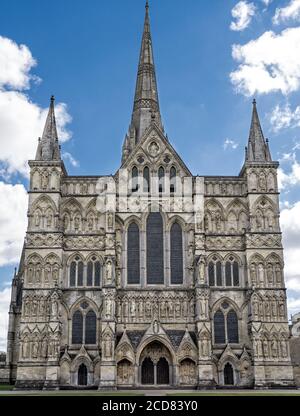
1 2 296 389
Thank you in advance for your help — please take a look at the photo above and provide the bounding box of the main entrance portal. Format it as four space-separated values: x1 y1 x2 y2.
140 341 171 386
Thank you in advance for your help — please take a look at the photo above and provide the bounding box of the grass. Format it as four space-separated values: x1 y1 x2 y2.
0 385 14 391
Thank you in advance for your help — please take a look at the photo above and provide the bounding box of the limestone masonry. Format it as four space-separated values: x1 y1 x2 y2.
0 2 298 389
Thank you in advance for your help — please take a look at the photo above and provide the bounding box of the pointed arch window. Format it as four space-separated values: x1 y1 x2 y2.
158 167 165 193
72 305 97 345
143 167 150 193
227 310 239 343
147 212 164 284
225 258 239 287
72 310 83 344
170 222 183 284
214 303 239 345
127 223 140 284
170 167 176 193
131 166 139 193
214 310 225 344
87 257 101 287
85 310 97 344
70 256 84 287
208 257 223 286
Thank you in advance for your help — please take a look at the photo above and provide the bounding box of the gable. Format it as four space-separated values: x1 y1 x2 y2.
118 123 192 177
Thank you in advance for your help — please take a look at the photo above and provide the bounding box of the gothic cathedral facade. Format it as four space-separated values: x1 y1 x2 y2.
4 3 295 389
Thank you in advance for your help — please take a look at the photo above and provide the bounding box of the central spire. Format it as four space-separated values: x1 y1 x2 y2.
128 1 163 146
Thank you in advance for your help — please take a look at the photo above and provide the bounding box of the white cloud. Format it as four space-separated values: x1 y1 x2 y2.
0 182 28 267
269 103 300 132
223 139 239 150
273 0 300 25
280 202 300 317
0 91 72 177
230 27 300 96
0 35 72 178
262 0 272 5
0 286 11 352
230 1 256 32
62 152 79 167
0 35 38 91
277 153 300 190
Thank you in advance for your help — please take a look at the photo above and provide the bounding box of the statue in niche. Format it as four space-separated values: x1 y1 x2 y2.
197 256 206 285
46 210 53 228
24 298 31 316
41 171 49 189
103 333 112 358
252 298 259 319
34 211 41 227
265 301 270 319
271 299 277 318
175 301 181 318
258 264 264 286
39 298 46 315
53 266 59 283
200 334 209 356
32 297 38 316
50 170 58 189
105 259 113 284
63 215 69 230
44 264 51 283
215 212 222 232
105 298 113 318
32 336 39 358
255 338 263 358
271 339 278 358
250 264 257 286
266 264 274 286
279 302 285 317
275 265 282 285
267 210 275 230
160 301 166 317
21 337 30 359
259 173 267 191
107 213 113 229
249 172 257 191
130 300 136 317
41 337 48 358
35 265 41 283
280 339 288 358
51 299 58 317
196 211 203 231
87 216 94 231
27 267 33 284
116 243 122 268
153 320 159 334
74 216 80 231
262 338 269 358
267 172 275 191
256 211 263 230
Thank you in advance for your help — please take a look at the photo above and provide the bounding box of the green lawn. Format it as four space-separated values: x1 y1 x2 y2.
0 385 14 391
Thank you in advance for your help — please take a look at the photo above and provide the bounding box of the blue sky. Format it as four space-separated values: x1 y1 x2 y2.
1 0 300 349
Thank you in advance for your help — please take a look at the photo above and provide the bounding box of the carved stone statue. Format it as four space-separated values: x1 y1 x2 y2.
267 264 274 286
103 333 112 358
198 256 206 285
258 264 264 286
250 264 257 286
34 211 41 227
41 171 49 189
105 259 113 284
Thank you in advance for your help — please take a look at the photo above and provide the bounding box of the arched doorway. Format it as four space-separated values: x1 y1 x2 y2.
78 363 88 386
157 357 169 384
224 363 234 386
140 341 172 386
141 357 154 385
